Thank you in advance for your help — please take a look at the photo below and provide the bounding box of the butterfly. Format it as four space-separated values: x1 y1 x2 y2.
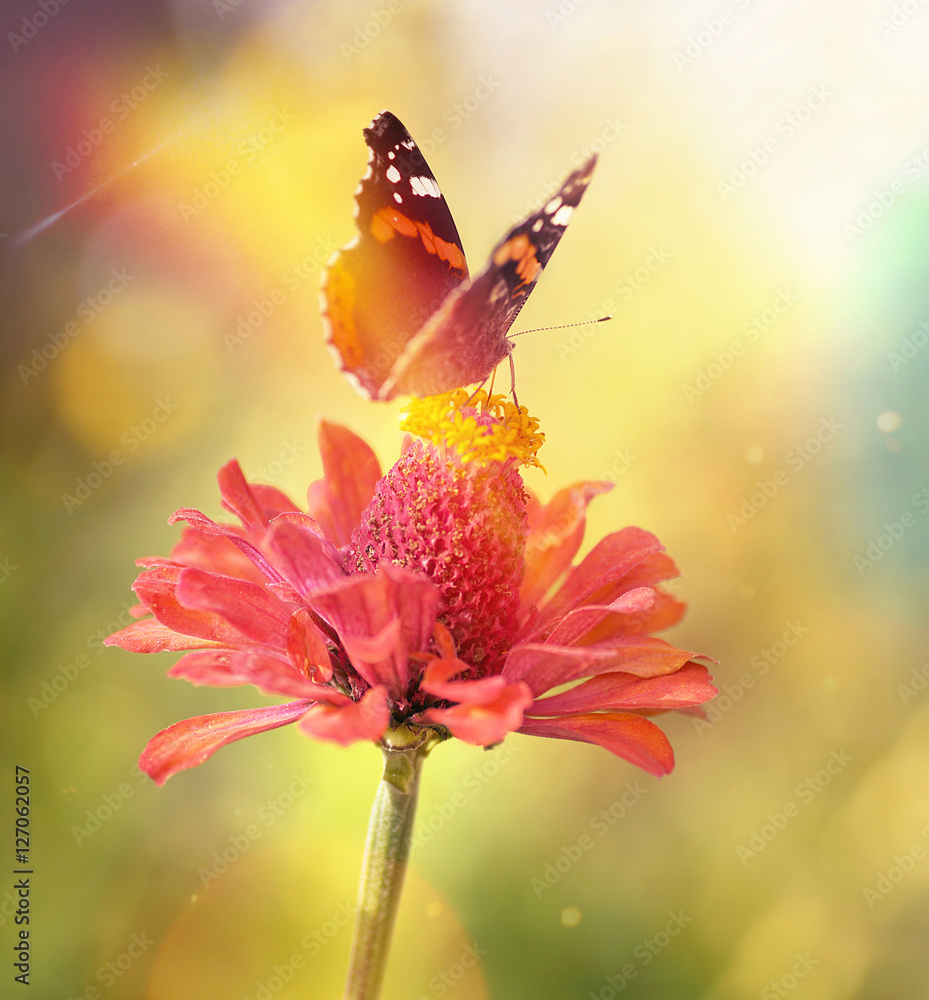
321 110 597 401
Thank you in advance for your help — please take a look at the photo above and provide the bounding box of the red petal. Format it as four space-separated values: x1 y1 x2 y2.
140 701 315 785
518 713 675 776
132 565 254 647
218 459 273 531
310 565 437 696
527 662 718 715
421 681 533 745
544 587 657 647
104 618 224 653
167 650 245 686
170 525 266 584
420 658 509 704
297 685 390 746
504 636 699 695
527 527 663 634
227 651 347 700
265 513 345 597
286 608 334 683
169 507 281 584
306 422 382 547
175 568 292 650
520 481 612 611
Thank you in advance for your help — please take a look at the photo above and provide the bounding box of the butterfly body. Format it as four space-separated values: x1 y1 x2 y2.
322 111 597 400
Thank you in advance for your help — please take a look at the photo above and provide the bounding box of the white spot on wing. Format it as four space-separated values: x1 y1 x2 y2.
410 175 442 198
388 150 395 159
552 204 573 226
393 192 403 203
531 219 543 232
386 165 401 183
544 195 562 214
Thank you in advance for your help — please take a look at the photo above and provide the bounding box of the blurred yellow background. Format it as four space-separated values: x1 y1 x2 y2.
2 2 928 997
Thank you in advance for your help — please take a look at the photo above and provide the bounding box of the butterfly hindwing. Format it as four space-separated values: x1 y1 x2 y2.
381 156 598 400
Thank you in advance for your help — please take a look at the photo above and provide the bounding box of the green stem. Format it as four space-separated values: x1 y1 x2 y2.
343 726 440 1000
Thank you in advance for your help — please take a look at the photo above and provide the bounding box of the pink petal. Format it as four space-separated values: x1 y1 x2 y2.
544 587 658 647
169 507 281 585
306 422 382 547
104 618 224 653
520 481 613 611
503 637 699 696
583 591 687 643
297 685 390 746
175 567 294 650
170 525 267 584
518 713 675 776
265 512 345 597
286 608 334 683
250 483 302 520
420 658 510 704
527 663 718 715
140 700 316 785
310 565 438 696
218 459 275 531
526 527 665 638
420 681 533 745
167 650 245 686
132 565 255 647
227 651 348 701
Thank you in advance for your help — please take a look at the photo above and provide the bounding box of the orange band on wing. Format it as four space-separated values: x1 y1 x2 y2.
492 234 541 288
370 207 467 273
324 261 362 366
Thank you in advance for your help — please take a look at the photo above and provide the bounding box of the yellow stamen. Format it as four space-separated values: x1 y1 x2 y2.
400 389 545 469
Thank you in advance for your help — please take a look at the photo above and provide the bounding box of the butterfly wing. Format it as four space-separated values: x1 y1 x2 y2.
380 155 598 400
322 111 470 399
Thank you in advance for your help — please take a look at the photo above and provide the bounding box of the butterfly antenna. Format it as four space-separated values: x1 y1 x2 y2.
509 315 612 338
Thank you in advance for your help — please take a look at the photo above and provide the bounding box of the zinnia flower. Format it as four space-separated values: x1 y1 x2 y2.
106 390 716 784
